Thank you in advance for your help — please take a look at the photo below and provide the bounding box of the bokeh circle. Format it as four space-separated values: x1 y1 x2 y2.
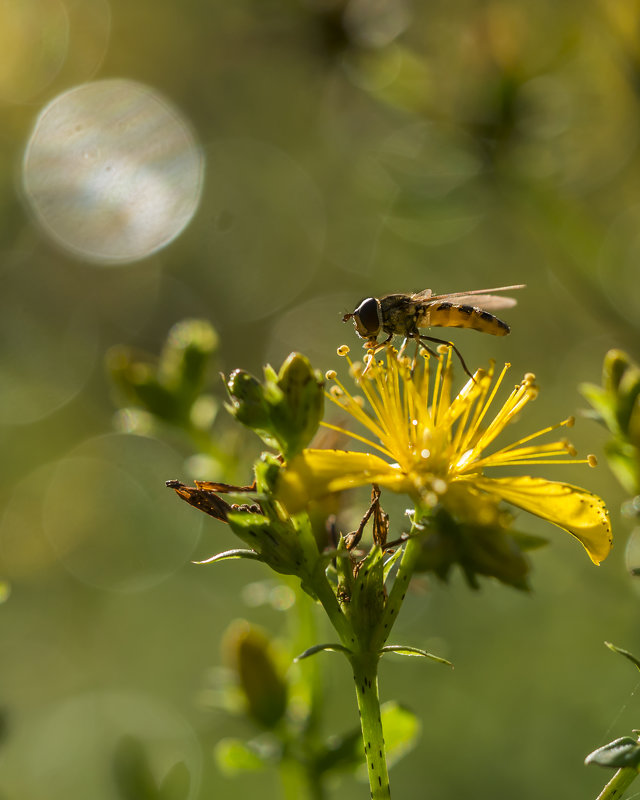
23 79 204 264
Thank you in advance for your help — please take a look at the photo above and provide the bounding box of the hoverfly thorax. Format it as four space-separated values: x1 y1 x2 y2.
343 297 382 340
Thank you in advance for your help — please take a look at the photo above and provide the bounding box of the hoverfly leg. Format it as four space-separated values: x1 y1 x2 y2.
413 335 439 360
419 335 475 382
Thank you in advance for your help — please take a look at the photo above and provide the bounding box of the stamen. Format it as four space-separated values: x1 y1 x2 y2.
319 421 395 458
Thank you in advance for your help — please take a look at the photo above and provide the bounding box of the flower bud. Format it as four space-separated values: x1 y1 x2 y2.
223 621 288 729
226 354 323 458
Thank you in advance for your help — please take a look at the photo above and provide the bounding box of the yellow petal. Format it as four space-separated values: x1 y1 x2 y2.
278 449 409 513
460 475 612 565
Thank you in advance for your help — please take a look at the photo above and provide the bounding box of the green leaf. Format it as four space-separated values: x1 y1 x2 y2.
604 440 640 496
380 645 453 667
383 547 402 582
606 642 640 673
158 762 190 800
214 738 271 775
294 642 352 661
585 737 640 770
380 702 421 770
579 382 619 435
314 702 421 779
193 549 262 565
112 737 158 800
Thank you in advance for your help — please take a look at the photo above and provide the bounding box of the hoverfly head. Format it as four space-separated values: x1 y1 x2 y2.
348 297 382 339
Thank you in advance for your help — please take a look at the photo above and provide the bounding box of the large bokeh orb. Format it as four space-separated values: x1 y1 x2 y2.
22 78 204 264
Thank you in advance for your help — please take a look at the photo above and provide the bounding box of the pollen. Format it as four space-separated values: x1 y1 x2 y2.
325 370 337 380
337 345 350 357
587 454 598 467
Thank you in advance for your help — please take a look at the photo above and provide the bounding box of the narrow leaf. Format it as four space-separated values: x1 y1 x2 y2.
294 643 352 661
606 642 640 673
193 549 262 565
380 645 453 667
383 547 403 582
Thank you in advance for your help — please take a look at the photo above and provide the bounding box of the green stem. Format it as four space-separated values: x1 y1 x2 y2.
372 533 422 651
288 579 324 737
351 652 390 799
595 767 639 800
279 757 324 800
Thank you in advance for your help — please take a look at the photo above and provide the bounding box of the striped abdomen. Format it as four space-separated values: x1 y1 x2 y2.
418 301 510 336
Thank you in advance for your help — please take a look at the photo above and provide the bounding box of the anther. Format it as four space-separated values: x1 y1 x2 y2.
337 345 350 356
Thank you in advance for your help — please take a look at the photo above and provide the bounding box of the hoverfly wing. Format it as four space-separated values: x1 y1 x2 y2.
426 283 525 310
437 292 519 311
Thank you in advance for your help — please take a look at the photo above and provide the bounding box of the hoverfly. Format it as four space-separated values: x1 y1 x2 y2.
343 284 525 378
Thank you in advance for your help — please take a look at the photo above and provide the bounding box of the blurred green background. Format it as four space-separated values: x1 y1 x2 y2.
2 0 640 797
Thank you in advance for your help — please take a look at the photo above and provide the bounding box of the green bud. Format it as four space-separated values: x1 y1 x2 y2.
273 353 324 458
106 346 178 421
226 370 274 436
617 365 640 442
225 353 324 458
223 621 288 729
159 319 218 398
107 320 219 428
603 349 632 394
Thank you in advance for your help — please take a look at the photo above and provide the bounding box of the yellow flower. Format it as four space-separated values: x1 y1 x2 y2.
279 346 612 565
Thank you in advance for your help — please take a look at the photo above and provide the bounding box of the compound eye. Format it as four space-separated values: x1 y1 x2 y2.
354 297 380 336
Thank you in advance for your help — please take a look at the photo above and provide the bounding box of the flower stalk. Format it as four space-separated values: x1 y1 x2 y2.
350 651 390 800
